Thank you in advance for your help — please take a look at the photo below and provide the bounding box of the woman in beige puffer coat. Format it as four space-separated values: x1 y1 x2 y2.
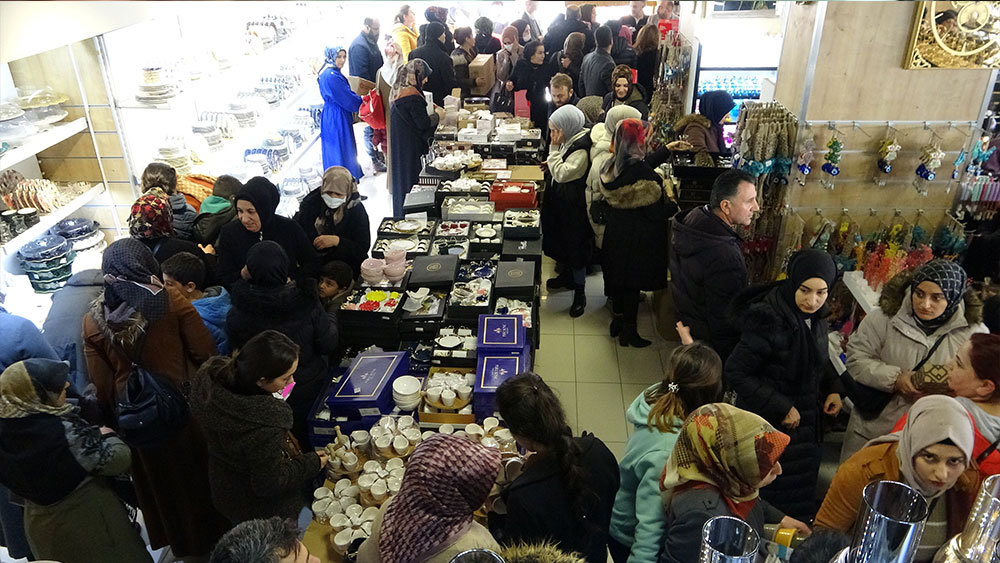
841 261 986 461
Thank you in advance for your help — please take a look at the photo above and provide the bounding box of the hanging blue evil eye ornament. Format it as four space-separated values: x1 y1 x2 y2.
952 149 966 180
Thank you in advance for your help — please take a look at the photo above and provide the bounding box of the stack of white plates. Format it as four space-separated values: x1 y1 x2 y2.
392 376 422 411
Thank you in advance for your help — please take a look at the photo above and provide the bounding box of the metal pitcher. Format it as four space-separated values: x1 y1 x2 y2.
829 480 930 563
933 473 1000 563
449 549 505 563
699 515 761 563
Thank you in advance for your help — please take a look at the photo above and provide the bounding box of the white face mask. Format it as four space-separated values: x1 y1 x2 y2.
322 194 346 209
503 42 514 52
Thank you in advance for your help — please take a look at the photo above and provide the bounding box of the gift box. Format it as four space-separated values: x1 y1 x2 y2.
404 187 437 216
422 162 462 180
477 314 527 352
463 97 490 111
434 126 458 141
371 236 431 259
468 221 504 257
501 239 543 280
495 261 536 300
514 147 542 165
377 217 436 238
446 279 494 324
502 209 541 240
326 351 409 417
408 255 459 289
400 292 448 340
516 129 543 148
490 141 516 158
431 326 478 367
490 181 537 211
475 351 530 421
430 237 470 260
442 198 496 222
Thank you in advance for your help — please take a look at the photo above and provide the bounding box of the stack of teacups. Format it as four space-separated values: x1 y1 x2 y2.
383 249 406 284
370 416 422 459
361 258 385 285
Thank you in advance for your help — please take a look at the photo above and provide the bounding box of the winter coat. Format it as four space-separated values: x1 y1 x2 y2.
599 161 677 290
602 86 650 121
475 33 501 57
391 24 419 59
294 189 371 278
169 193 198 241
674 113 721 154
349 32 383 83
511 58 552 137
83 288 228 556
192 286 231 356
408 41 457 107
610 386 681 563
42 270 103 389
1 308 58 372
452 47 478 98
580 49 615 98
319 65 363 179
389 89 439 217
357 496 501 563
192 196 237 246
547 50 583 94
227 279 338 445
542 128 594 269
585 147 611 248
491 43 522 103
190 371 322 524
0 412 150 563
842 274 987 461
815 442 977 540
501 542 585 563
725 282 843 521
636 50 656 104
544 19 595 62
498 434 620 563
669 205 746 361
660 486 784 563
955 397 1000 478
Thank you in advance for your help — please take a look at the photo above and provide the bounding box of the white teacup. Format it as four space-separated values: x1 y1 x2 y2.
361 521 374 536
334 478 352 496
441 389 456 407
345 503 363 520
331 514 352 533
459 405 473 415
371 480 388 501
325 501 343 516
390 467 405 480
386 457 405 471
343 485 360 499
481 437 499 449
361 506 380 522
342 452 359 472
465 423 484 440
457 385 472 401
454 430 468 439
375 435 392 454
398 415 415 429
370 426 385 440
333 528 354 552
392 435 409 455
363 460 381 474
352 528 368 542
357 474 376 492
351 430 371 448
387 476 402 494
483 417 500 435
314 487 333 500
422 430 436 441
312 498 332 514
426 386 443 403
339 497 356 511
403 427 421 445
439 423 454 434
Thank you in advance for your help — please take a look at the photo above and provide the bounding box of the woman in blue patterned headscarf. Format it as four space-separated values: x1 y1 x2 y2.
318 45 363 179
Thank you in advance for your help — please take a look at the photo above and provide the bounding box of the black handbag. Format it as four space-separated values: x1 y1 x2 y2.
840 333 948 421
112 336 189 448
491 88 514 114
589 198 612 225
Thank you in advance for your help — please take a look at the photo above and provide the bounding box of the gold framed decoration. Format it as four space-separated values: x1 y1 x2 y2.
905 1 1000 69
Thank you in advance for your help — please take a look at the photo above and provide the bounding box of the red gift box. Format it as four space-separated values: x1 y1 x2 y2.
490 181 537 211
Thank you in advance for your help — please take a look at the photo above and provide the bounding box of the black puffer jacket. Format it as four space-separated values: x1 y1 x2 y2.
724 283 843 521
293 189 371 278
189 366 322 523
408 25 457 106
669 205 746 361
169 193 198 241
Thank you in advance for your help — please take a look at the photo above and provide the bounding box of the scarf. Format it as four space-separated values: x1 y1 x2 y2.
661 403 789 518
771 249 838 369
549 104 586 143
511 19 530 45
698 90 735 153
246 241 290 288
577 96 604 124
378 434 500 563
235 177 280 235
611 64 636 103
128 191 174 240
319 46 345 74
910 259 968 333
866 395 973 499
601 117 646 183
317 166 360 228
101 238 168 323
0 359 73 419
380 40 405 86
390 59 432 102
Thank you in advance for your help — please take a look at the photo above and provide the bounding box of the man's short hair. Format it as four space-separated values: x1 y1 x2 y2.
709 169 756 209
161 252 206 291
595 25 613 49
363 17 378 28
550 73 574 92
566 5 582 21
319 260 354 289
209 517 299 563
212 175 242 200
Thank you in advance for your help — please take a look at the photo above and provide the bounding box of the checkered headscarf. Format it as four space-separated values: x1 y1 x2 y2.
911 259 967 331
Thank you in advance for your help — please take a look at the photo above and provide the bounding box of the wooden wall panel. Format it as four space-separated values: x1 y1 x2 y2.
773 1 817 113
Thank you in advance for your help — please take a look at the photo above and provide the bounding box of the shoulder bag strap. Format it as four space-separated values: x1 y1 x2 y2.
912 333 949 373
977 434 1000 464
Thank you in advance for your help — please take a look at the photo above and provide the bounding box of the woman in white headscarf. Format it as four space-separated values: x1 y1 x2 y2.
585 105 642 250
543 105 594 319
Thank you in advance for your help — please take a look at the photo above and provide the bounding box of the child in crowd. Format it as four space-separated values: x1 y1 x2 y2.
193 175 242 247
317 260 355 318
162 251 232 355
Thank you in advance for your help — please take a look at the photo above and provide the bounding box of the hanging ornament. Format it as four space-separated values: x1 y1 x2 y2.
951 149 966 180
795 138 815 186
820 135 842 189
873 136 901 187
913 142 945 196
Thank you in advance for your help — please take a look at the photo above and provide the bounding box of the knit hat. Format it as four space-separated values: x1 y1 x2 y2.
128 192 174 240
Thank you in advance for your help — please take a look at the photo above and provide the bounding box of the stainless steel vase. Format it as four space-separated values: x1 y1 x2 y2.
699 515 761 563
829 480 930 563
932 473 1000 563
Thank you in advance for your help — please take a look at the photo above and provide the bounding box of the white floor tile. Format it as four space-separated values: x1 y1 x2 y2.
617 346 665 385
576 382 628 442
573 296 613 336
574 335 620 383
539 294 575 335
534 334 576 381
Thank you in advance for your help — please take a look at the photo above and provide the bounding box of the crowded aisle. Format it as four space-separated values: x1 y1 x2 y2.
2 1 1000 563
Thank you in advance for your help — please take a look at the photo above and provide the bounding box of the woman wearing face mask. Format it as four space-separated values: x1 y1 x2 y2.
725 249 844 522
490 25 524 112
407 21 456 106
842 260 987 462
601 64 649 120
388 59 442 217
216 177 317 287
511 41 552 139
510 19 531 46
816 395 979 563
659 403 809 563
293 166 370 279
317 46 363 180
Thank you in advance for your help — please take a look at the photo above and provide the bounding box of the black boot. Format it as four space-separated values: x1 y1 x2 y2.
609 313 623 337
619 324 652 348
546 271 574 291
570 287 586 318
373 152 387 173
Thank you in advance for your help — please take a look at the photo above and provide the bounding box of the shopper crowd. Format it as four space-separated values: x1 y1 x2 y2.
2 2 1000 563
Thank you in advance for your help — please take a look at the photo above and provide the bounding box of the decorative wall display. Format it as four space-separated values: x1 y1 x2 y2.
905 1 1000 69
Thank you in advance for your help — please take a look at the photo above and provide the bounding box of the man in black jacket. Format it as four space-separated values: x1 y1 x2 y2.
669 170 759 361
546 6 596 59
408 21 457 106
579 26 615 98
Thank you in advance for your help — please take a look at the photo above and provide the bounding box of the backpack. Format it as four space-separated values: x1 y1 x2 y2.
359 88 386 129
111 335 189 448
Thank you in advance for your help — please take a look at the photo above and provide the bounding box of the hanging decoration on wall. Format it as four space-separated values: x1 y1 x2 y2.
914 141 945 195
905 1 1000 69
873 135 901 186
821 134 843 189
969 134 995 173
795 138 815 186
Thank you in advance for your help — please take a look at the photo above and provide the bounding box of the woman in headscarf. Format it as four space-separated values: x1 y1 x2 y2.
407 21 456 106
511 40 552 138
601 64 649 120
659 403 808 563
226 241 337 445
0 358 151 563
474 16 501 56
725 249 844 522
318 46 363 179
842 260 987 461
380 39 406 87
453 26 487 98
577 95 604 125
586 105 641 256
674 90 735 154
548 32 586 95
490 25 524 111
510 19 531 46
83 238 228 559
816 395 979 563
599 118 677 347
389 59 441 217
216 176 317 286
129 191 214 276
543 105 594 319
293 166 370 278
357 434 501 562
424 6 454 52
141 162 197 241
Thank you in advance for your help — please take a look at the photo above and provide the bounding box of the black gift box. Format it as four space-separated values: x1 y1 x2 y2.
408 255 459 289
400 292 448 340
377 217 437 238
502 209 542 240
495 261 535 299
469 221 504 257
371 236 431 259
501 239 543 280
514 147 542 165
404 189 437 216
429 237 470 260
490 141 516 157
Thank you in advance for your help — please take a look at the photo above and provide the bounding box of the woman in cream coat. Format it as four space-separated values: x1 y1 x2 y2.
586 105 642 250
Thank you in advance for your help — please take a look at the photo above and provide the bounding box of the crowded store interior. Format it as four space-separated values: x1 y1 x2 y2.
2 1 1000 562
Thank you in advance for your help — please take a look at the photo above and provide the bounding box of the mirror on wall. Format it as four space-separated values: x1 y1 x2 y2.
905 1 1000 68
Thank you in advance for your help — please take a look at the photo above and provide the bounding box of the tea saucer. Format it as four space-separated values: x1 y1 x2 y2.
475 227 497 238
388 239 417 251
436 335 462 348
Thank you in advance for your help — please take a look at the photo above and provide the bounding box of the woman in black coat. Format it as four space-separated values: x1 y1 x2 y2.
407 21 456 106
226 241 338 445
216 177 317 287
547 32 585 95
511 41 552 139
634 24 660 105
724 249 844 522
599 118 677 347
293 166 370 278
601 64 650 120
474 17 501 56
389 59 440 217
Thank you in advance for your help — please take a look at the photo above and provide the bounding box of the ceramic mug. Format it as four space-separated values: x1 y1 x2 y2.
457 385 473 401
350 430 370 448
363 460 381 474
403 427 422 445
426 386 443 403
387 476 402 494
439 423 454 434
441 389 457 407
333 528 354 553
314 487 333 500
465 423 485 440
342 452 359 472
358 474 376 492
398 415 415 429
483 417 500 435
392 435 409 455
334 478 352 496
331 514 352 534
375 435 393 454
371 480 388 501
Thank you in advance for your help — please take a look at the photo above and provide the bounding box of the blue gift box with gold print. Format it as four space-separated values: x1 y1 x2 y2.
326 350 409 415
476 314 526 352
474 350 530 421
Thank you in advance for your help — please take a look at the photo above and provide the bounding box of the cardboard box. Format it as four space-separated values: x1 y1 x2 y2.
508 165 545 182
347 75 376 97
418 367 478 425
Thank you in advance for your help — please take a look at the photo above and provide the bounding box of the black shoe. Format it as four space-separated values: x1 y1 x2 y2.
619 324 652 348
570 288 586 317
546 273 574 291
609 313 623 337
373 160 387 173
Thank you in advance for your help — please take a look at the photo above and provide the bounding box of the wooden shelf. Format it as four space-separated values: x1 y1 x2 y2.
0 117 88 171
